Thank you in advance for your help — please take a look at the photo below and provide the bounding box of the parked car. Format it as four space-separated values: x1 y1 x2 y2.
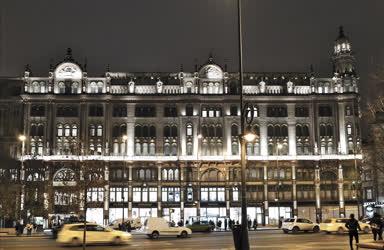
282 218 320 234
142 217 192 239
109 217 142 230
186 221 215 232
320 218 370 234
56 223 132 246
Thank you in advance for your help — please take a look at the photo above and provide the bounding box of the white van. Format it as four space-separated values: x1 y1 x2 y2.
142 217 192 239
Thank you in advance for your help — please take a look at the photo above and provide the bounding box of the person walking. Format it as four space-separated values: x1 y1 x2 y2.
15 221 21 236
345 214 361 250
248 219 252 230
228 219 233 230
278 217 283 229
224 218 228 231
370 213 383 241
26 223 33 236
217 220 222 231
253 218 258 231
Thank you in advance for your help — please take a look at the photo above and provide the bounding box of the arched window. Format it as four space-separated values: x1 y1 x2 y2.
149 142 156 155
71 124 77 137
97 125 103 137
97 82 103 93
64 124 71 137
58 82 65 94
89 125 95 137
71 82 79 94
162 169 167 180
90 82 97 93
186 124 193 136
168 169 174 180
346 124 352 135
231 124 239 137
40 82 46 93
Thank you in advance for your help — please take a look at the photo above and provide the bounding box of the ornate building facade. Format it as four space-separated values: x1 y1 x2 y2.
0 27 363 227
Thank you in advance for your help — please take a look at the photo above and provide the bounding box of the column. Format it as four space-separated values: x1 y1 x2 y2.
196 163 201 217
225 163 230 217
315 163 321 220
263 164 268 225
180 163 184 221
260 123 268 156
338 103 347 154
338 163 345 217
288 123 296 156
103 164 109 225
157 164 162 217
128 164 133 217
291 165 297 216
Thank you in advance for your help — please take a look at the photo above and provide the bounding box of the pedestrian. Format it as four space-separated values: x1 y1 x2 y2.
278 217 283 229
33 222 37 233
236 220 239 225
345 213 361 250
370 213 383 241
177 220 182 227
224 218 228 231
217 220 222 231
127 220 132 232
185 220 189 225
118 223 122 231
248 219 252 230
229 219 233 230
26 223 33 236
253 218 258 231
15 221 21 236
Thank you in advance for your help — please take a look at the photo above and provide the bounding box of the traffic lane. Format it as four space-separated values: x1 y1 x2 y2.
0 231 373 250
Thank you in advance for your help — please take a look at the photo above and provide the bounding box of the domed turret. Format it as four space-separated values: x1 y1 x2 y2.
332 26 356 77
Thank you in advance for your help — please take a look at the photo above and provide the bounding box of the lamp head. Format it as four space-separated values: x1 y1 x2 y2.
18 135 26 142
122 135 128 141
244 132 257 142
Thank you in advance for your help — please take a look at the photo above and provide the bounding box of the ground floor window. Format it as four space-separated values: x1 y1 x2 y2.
162 187 180 202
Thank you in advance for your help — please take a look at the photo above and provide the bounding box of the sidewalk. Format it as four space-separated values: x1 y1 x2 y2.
0 232 48 238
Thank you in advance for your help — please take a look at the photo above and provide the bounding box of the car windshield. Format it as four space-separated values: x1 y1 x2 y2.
284 219 295 222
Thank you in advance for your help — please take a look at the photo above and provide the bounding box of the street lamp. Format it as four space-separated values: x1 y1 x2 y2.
18 134 27 219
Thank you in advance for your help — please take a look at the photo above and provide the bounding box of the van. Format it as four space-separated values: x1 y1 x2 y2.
142 217 192 239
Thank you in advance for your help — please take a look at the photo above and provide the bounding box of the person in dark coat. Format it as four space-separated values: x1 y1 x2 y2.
253 218 258 231
15 221 21 236
126 220 132 232
345 214 361 250
224 219 228 231
278 217 283 229
370 213 383 241
248 219 252 230
228 219 233 230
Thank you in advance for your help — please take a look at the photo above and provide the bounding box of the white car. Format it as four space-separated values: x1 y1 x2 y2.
320 218 370 234
142 217 192 239
56 223 132 246
282 218 320 234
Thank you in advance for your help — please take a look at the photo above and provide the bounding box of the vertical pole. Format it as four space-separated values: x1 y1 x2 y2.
237 0 250 248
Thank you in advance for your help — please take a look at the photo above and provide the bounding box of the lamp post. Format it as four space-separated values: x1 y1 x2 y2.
18 134 26 221
122 135 128 225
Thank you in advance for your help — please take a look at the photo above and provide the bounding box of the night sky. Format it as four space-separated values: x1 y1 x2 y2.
1 0 384 105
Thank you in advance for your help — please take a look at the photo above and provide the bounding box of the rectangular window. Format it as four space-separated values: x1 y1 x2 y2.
30 105 45 117
295 106 309 117
56 106 78 117
112 105 127 117
217 187 225 202
267 106 288 117
201 187 208 202
149 187 157 202
318 105 333 117
89 105 104 117
133 187 141 202
186 105 193 116
142 187 148 202
366 188 373 200
230 105 238 116
232 187 239 201
164 106 178 117
135 105 156 117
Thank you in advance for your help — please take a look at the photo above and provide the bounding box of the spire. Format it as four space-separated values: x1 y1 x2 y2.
25 64 31 72
338 26 345 39
310 64 314 77
65 47 74 61
180 63 184 72
49 58 54 72
84 57 88 72
106 64 110 72
208 52 214 64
